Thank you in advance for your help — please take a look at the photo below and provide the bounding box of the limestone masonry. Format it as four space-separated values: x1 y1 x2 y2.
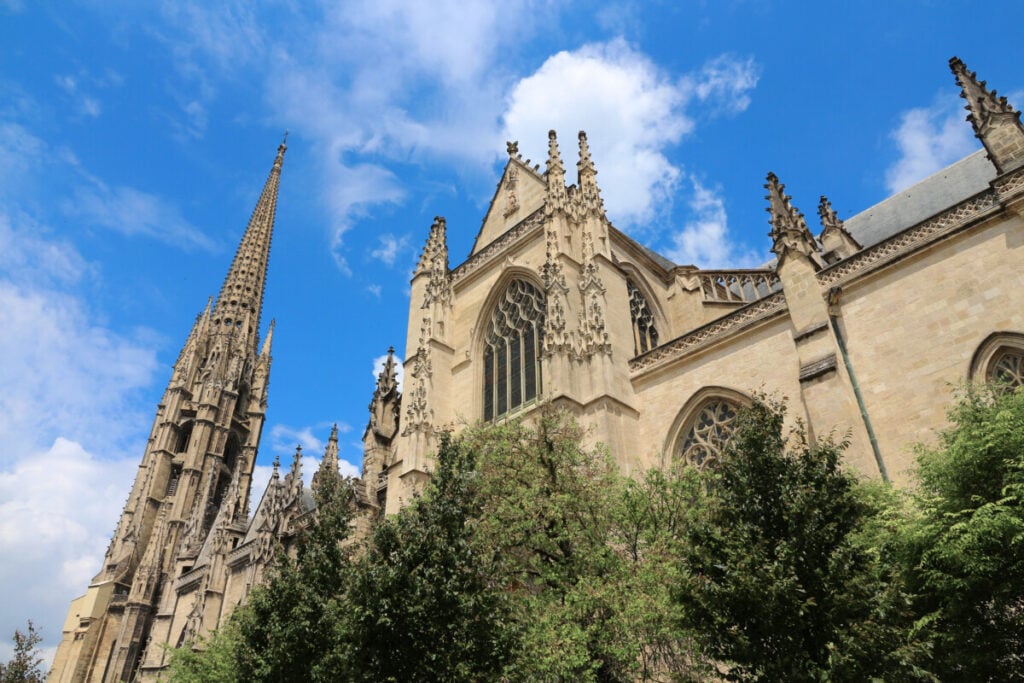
50 57 1024 682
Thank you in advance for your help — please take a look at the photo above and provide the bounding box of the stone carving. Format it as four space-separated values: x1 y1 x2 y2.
765 172 819 259
817 190 999 287
401 381 432 436
629 292 787 374
503 165 520 217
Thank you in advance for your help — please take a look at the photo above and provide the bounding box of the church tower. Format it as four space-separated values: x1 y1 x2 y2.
49 140 287 683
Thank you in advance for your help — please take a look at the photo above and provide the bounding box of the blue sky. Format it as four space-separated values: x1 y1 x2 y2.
2 0 1023 663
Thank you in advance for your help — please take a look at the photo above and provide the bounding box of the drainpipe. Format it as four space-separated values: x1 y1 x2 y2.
827 287 889 483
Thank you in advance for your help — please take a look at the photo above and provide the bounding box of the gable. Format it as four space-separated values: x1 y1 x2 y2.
470 157 547 255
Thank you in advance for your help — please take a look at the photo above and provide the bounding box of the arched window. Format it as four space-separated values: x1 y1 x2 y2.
175 421 194 454
677 398 741 470
628 280 659 355
483 279 545 421
987 347 1024 388
970 332 1024 389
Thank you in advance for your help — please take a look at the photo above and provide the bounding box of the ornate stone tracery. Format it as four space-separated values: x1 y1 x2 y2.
988 347 1024 388
677 398 740 470
627 280 659 356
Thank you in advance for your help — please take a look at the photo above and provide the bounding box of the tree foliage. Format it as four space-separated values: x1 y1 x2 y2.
165 389 1024 682
902 385 1024 680
676 398 927 682
0 622 44 683
342 431 515 682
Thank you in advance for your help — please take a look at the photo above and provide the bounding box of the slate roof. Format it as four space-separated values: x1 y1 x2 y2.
844 149 995 248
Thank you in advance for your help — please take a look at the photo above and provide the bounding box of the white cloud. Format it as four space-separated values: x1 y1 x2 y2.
0 121 48 197
683 53 760 116
64 181 216 251
371 351 404 393
370 233 409 266
885 94 979 193
269 424 324 455
366 284 382 298
0 168 162 661
0 281 159 461
664 177 763 268
0 438 137 663
501 42 759 228
0 211 91 286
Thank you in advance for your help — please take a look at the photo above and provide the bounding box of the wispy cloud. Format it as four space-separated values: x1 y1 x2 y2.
664 177 763 268
682 53 761 116
269 424 325 455
885 93 979 193
64 180 216 251
0 213 160 664
370 233 409 266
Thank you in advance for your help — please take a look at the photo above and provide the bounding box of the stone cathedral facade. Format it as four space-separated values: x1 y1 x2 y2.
51 58 1024 681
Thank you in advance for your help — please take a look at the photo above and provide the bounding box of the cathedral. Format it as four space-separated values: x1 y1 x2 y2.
50 57 1024 681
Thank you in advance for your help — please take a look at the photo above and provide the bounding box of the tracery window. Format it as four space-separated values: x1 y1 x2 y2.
628 280 659 355
987 347 1024 388
483 279 545 421
677 399 740 470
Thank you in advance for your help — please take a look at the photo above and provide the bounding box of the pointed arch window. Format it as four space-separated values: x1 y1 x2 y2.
970 333 1024 389
677 398 741 470
483 279 545 421
628 280 659 355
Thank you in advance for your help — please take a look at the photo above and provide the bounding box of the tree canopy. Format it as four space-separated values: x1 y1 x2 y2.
167 388 1024 682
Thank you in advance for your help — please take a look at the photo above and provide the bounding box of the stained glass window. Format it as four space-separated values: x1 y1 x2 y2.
483 279 545 420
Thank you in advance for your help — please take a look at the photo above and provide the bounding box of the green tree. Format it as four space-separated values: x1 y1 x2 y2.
342 432 515 682
466 410 701 681
675 398 926 682
165 622 240 683
0 621 44 683
174 469 358 683
903 385 1024 680
234 469 356 682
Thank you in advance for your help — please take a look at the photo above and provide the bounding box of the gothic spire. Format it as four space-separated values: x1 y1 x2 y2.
950 57 1024 173
546 129 565 180
212 136 287 343
576 130 605 214
415 216 447 275
765 172 818 259
312 424 340 493
545 130 569 212
817 195 861 260
260 318 275 357
171 297 212 384
286 445 303 500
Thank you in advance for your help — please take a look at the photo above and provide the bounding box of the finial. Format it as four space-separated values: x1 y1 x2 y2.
546 129 565 178
329 423 338 441
272 453 280 473
949 55 1024 173
506 140 519 156
415 216 449 277
818 195 842 233
577 130 595 174
765 172 816 259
